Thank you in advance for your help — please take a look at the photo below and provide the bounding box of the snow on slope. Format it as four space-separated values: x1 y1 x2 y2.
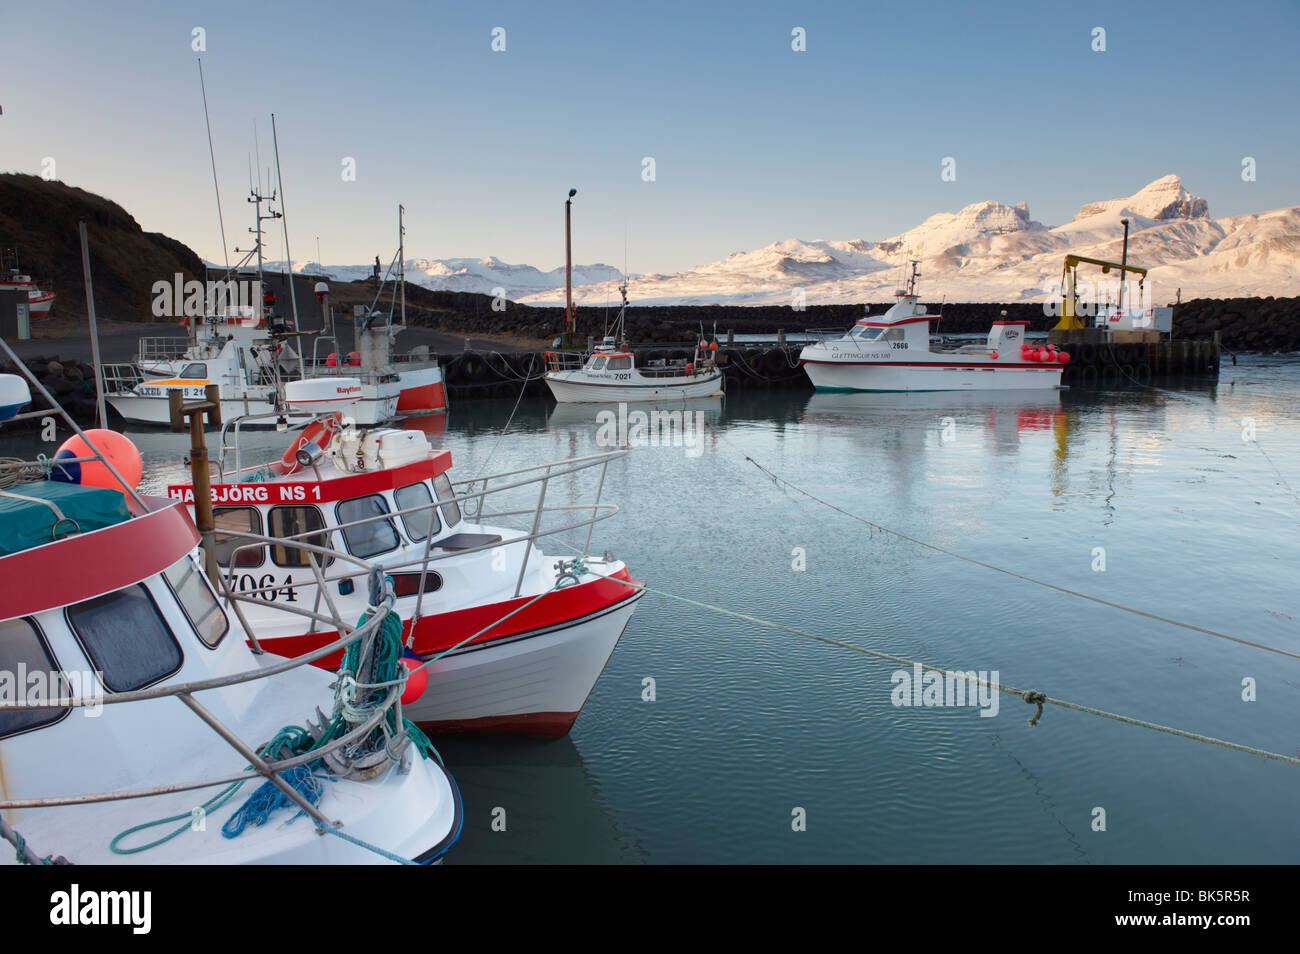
259 255 625 297
267 176 1300 305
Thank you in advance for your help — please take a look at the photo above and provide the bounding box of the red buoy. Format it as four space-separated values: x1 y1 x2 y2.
1057 351 1070 364
400 656 427 705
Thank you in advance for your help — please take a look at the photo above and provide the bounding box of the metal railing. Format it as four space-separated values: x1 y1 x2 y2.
0 341 425 845
210 437 627 609
0 546 417 834
138 337 190 364
99 362 143 395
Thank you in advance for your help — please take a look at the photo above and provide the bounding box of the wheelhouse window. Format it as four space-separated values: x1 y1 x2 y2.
336 495 400 558
432 473 461 527
66 585 183 693
588 356 607 371
395 482 440 542
213 507 264 567
0 618 70 739
881 327 905 342
268 506 333 568
163 557 229 648
180 362 207 379
606 356 631 371
850 325 884 340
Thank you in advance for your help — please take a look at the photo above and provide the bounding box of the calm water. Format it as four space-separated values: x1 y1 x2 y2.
9 358 1300 863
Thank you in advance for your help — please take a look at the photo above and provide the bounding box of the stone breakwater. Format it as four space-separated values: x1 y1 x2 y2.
417 297 1299 354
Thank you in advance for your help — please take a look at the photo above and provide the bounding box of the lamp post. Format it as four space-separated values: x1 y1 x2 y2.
1118 218 1130 312
565 188 577 335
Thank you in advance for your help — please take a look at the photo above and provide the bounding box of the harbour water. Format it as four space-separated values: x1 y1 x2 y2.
11 358 1299 863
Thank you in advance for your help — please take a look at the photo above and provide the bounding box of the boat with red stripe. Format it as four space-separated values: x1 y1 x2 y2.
799 261 1068 392
0 357 462 865
169 408 642 736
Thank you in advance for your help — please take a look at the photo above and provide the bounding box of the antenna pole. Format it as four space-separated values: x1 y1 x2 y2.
399 204 406 327
270 113 299 332
78 220 108 430
197 59 230 273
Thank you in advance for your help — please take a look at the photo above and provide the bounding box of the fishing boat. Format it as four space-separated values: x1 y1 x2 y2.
102 206 445 426
544 283 724 403
0 358 462 865
799 262 1068 392
1 248 55 320
166 409 643 736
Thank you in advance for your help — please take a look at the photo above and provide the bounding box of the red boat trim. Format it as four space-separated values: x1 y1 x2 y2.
252 571 643 670
0 497 199 618
853 315 940 328
168 452 453 502
397 380 447 413
800 360 1063 369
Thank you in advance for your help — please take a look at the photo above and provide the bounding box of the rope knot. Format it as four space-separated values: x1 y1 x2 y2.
1023 690 1047 726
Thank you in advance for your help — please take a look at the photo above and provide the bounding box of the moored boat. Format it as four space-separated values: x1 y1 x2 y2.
1 248 55 320
799 262 1068 392
0 360 462 865
167 409 643 736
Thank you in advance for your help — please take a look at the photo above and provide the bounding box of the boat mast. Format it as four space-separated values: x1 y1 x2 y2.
399 204 406 328
271 113 299 333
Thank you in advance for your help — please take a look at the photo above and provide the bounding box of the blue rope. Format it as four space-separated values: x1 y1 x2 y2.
221 763 333 838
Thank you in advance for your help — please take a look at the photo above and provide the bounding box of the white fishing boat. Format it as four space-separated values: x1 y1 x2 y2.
0 359 462 865
544 283 723 403
1 249 55 320
166 409 643 736
799 262 1069 392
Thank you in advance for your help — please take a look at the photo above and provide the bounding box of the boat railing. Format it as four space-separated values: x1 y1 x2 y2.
0 342 426 844
138 336 191 364
98 361 144 395
543 350 587 372
223 448 628 603
0 547 417 839
803 328 852 346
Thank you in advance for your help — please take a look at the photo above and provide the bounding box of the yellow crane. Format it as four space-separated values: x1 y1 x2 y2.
1055 254 1148 331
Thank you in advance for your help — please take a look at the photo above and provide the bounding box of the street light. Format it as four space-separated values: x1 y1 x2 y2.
565 189 577 333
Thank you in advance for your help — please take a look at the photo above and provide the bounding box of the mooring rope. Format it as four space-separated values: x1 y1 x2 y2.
743 456 1300 662
1094 353 1300 508
569 563 1300 766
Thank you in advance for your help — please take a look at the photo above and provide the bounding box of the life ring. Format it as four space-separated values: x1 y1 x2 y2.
281 414 341 475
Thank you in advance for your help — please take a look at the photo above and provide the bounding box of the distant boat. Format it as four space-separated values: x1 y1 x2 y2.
1 248 54 320
544 282 724 402
799 261 1068 392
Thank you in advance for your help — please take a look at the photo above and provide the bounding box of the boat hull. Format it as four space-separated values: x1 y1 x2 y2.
395 365 448 415
107 382 400 426
545 371 723 403
406 589 643 735
802 359 1063 392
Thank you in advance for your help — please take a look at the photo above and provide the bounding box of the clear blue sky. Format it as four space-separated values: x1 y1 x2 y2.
3 0 1296 273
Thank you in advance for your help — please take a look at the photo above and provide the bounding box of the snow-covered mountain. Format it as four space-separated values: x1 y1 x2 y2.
272 176 1300 305
259 255 625 297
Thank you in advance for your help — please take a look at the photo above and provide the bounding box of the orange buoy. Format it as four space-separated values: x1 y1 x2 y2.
49 430 143 494
400 655 427 705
